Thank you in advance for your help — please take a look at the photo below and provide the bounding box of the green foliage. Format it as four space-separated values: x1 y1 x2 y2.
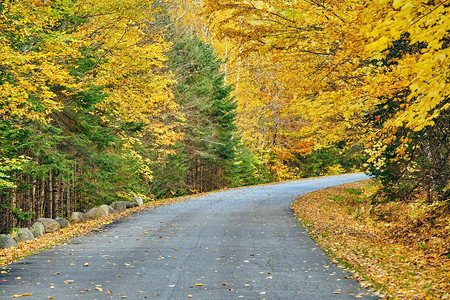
10 207 35 226
150 142 189 198
0 156 29 192
228 144 271 187
345 188 363 195
328 195 346 203
0 204 35 227
366 115 449 203
297 144 364 178
166 32 262 193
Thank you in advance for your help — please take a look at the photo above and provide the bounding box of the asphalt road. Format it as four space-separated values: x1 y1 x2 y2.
1 174 378 299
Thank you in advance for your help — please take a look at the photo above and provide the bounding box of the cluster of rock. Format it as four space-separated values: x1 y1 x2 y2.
0 197 143 249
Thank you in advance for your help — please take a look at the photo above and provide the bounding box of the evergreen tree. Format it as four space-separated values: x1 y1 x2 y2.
167 34 238 192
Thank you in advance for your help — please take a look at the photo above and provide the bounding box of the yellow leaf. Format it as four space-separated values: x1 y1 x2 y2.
12 294 32 298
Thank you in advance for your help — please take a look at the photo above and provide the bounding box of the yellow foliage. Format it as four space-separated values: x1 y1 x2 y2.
198 0 448 174
1 0 182 170
0 0 80 123
74 0 178 125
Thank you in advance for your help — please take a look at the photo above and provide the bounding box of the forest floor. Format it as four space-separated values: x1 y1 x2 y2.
292 180 450 299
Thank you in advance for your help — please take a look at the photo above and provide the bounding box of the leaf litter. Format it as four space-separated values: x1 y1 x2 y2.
291 180 450 299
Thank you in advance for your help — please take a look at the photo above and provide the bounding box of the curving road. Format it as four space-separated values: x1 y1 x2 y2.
1 174 378 299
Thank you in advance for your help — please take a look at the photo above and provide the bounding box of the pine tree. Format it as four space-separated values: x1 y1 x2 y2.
167 34 238 192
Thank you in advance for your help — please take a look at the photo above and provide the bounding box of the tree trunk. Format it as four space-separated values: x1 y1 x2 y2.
49 172 53 218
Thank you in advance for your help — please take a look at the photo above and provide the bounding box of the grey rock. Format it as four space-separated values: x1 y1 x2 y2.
85 207 101 220
85 205 114 220
111 201 132 212
13 228 35 243
0 234 18 248
70 212 86 223
125 201 135 208
106 205 116 215
30 222 45 238
97 205 113 217
56 217 70 229
36 218 60 233
132 196 143 207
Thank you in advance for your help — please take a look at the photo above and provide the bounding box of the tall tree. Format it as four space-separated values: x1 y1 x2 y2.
201 0 449 200
167 33 238 193
0 0 181 233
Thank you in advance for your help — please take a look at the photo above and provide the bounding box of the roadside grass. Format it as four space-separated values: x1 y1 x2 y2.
291 180 450 299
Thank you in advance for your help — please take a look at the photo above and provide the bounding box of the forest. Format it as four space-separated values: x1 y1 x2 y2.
0 0 448 234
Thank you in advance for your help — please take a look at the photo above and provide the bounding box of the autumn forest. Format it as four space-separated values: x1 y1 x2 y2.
0 0 448 236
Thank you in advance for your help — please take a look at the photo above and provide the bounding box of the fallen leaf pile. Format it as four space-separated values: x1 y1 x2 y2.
0 195 195 267
291 180 450 299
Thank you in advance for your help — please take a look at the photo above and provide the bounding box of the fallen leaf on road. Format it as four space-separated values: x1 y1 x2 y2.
11 293 32 298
